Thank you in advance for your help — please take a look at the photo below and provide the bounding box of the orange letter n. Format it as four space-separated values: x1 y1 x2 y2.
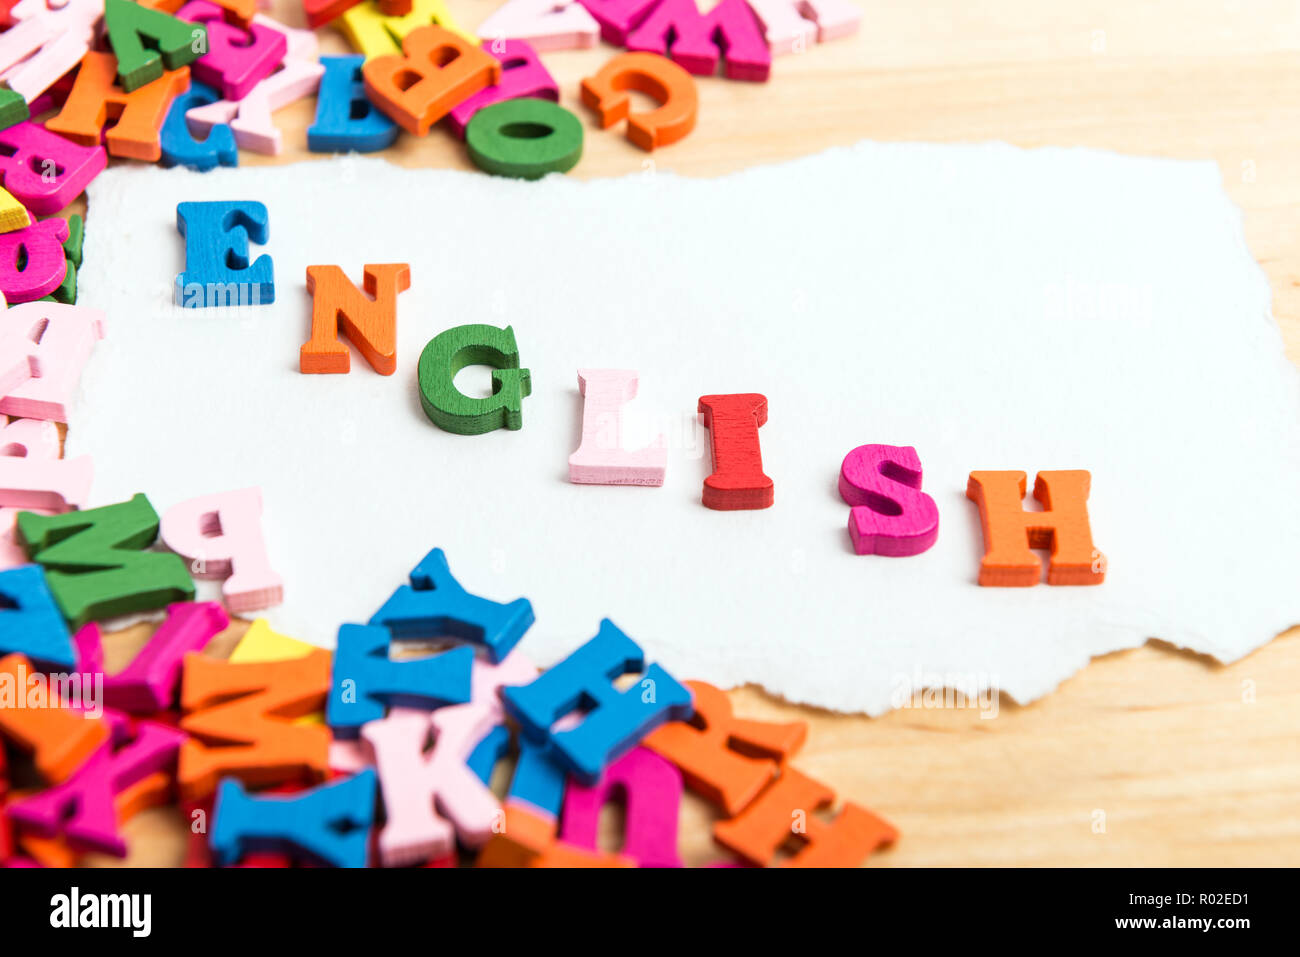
301 263 411 375
966 469 1105 586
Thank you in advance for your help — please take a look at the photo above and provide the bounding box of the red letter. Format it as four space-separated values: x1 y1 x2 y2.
697 392 772 510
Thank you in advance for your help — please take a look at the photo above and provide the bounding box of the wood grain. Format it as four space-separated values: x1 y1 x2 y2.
70 0 1300 866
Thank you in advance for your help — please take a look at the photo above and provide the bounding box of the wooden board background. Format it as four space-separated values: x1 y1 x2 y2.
66 0 1300 866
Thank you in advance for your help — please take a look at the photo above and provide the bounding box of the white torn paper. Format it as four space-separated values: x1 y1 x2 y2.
73 144 1300 714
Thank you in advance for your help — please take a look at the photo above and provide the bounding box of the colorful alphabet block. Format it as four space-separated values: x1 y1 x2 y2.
417 324 531 434
0 217 70 303
476 0 598 52
0 0 100 103
561 746 684 867
0 564 74 668
0 122 106 217
362 25 500 136
174 200 275 308
569 369 666 485
327 622 473 735
369 548 534 663
0 417 92 513
7 720 185 857
575 0 660 44
713 766 898 867
698 393 773 510
745 0 860 55
643 679 805 816
839 444 940 556
90 602 230 713
159 488 283 613
447 39 558 138
966 470 1106 586
210 769 377 867
501 619 693 784
307 54 400 152
0 653 108 783
465 97 582 179
580 51 698 150
104 0 207 92
364 702 500 864
179 647 333 800
0 301 105 422
301 263 410 375
338 0 476 58
159 79 239 171
45 52 190 162
626 0 771 81
17 493 196 628
177 1 287 101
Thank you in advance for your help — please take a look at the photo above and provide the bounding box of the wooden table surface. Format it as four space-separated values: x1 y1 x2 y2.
76 0 1300 866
